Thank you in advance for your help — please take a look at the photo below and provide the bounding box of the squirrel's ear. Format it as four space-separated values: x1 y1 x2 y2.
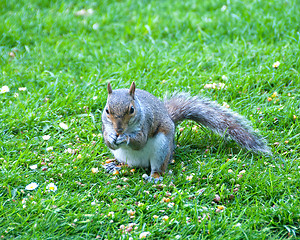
107 82 112 94
129 82 135 98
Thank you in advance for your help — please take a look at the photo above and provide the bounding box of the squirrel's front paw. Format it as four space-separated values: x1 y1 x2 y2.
106 133 119 149
115 134 128 146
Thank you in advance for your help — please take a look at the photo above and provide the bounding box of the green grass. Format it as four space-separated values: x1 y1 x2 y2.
0 0 300 239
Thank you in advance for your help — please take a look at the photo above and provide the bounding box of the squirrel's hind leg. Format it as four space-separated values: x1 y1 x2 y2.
102 161 122 173
144 132 174 182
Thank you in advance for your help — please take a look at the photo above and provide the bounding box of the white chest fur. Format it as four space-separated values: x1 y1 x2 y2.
111 133 167 168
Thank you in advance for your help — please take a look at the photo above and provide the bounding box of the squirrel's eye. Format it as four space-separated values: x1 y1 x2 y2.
129 106 135 114
105 108 109 114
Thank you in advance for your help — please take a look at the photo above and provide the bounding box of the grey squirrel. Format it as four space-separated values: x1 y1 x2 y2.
102 82 271 180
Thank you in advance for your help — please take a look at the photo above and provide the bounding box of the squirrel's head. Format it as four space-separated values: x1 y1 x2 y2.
103 82 137 135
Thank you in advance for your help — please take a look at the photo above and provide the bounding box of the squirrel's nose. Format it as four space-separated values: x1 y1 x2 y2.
115 128 123 136
115 120 124 135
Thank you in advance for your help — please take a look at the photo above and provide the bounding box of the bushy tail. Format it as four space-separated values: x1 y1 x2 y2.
164 93 271 155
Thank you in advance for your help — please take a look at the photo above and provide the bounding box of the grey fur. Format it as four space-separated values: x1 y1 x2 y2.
102 87 175 175
164 93 271 155
102 86 271 178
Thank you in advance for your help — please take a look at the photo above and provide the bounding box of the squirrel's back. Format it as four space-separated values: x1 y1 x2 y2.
135 89 175 137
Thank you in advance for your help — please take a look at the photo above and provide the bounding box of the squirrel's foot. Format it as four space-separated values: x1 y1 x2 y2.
103 162 121 174
142 173 163 183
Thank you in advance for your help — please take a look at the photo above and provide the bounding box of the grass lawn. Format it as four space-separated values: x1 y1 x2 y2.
1 0 300 239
